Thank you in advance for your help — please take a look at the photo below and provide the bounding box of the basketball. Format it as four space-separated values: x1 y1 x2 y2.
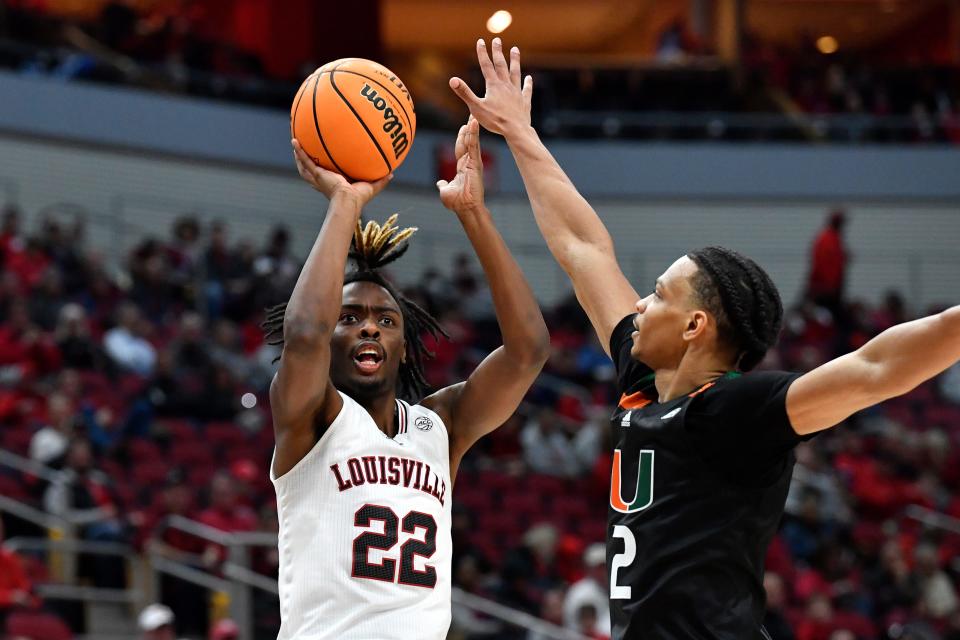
291 58 416 182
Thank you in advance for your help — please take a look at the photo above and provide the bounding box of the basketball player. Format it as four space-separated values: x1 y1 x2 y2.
263 119 549 639
450 38 960 639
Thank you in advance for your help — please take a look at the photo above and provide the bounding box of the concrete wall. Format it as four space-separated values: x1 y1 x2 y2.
0 133 957 310
3 71 960 200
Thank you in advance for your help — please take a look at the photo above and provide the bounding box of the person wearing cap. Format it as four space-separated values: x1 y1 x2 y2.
138 603 176 640
563 542 611 636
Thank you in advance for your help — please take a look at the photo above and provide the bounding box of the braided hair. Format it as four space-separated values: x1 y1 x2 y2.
261 214 448 401
686 246 783 371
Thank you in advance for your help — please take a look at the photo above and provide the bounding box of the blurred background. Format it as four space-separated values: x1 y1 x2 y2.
0 1 959 639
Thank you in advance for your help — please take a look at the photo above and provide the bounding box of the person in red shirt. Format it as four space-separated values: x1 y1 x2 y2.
0 517 40 628
196 471 257 535
806 209 849 319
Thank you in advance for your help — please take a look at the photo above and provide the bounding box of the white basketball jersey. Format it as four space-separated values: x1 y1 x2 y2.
271 391 453 640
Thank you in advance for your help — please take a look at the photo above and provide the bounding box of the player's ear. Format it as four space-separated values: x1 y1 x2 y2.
683 310 709 342
401 341 408 364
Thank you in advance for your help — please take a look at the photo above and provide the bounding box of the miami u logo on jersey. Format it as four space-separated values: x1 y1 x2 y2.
610 449 655 513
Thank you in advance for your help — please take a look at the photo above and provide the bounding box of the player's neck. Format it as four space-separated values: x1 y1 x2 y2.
356 392 400 437
654 351 732 402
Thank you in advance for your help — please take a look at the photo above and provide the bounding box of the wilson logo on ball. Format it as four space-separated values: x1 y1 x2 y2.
360 84 409 159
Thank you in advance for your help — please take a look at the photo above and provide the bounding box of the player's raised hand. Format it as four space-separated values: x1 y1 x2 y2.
292 139 392 207
449 38 533 137
437 116 485 214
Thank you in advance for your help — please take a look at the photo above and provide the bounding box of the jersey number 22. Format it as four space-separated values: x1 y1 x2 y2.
352 504 437 588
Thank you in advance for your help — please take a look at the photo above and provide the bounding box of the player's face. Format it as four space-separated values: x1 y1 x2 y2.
630 256 700 369
330 281 406 398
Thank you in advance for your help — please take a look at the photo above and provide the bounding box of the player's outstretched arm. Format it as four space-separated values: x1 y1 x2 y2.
449 38 638 354
430 116 550 474
270 141 391 478
787 305 960 435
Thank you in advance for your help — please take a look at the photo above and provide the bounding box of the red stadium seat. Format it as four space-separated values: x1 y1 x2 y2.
576 520 607 544
479 512 524 541
187 465 216 489
157 419 200 443
5 610 73 640
454 487 493 513
500 493 544 520
127 438 162 462
0 473 29 500
475 470 514 496
205 422 247 449
170 441 214 468
2 427 35 457
551 496 592 523
131 460 170 487
525 474 567 498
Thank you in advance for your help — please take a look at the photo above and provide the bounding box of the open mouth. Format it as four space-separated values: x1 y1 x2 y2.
352 342 384 374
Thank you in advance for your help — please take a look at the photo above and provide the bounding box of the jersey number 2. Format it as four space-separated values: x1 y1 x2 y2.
352 504 437 588
610 525 636 599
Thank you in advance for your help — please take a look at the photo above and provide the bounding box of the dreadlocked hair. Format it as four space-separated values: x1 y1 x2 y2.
686 246 783 372
261 214 448 401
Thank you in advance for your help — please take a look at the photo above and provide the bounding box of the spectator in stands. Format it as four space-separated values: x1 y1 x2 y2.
0 205 22 256
571 410 605 477
562 543 610 636
913 542 959 620
527 587 567 640
27 266 65 331
43 438 127 586
499 523 563 614
54 303 110 372
166 216 202 301
210 618 240 640
785 443 851 525
169 311 211 376
28 391 75 467
138 602 177 640
252 225 298 308
196 470 257 540
656 19 693 63
806 208 849 319
866 538 920 620
450 554 501 638
143 469 208 639
203 219 234 319
37 211 88 295
208 318 250 383
103 302 156 376
0 517 39 628
0 297 61 378
521 407 580 477
763 572 794 640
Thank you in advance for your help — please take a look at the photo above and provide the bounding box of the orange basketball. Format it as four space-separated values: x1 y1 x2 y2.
291 58 416 182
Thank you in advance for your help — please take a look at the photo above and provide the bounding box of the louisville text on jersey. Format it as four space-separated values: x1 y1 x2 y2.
330 456 447 506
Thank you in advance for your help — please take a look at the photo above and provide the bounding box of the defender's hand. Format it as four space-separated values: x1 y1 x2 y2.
292 139 392 207
449 38 533 137
437 116 485 214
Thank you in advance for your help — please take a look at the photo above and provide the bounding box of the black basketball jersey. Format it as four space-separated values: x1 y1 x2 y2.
606 315 807 640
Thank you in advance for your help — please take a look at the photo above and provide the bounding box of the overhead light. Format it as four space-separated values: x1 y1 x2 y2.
486 10 512 34
816 36 838 55
241 393 257 409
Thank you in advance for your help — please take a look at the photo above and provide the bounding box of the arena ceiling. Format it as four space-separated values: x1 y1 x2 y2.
382 0 951 60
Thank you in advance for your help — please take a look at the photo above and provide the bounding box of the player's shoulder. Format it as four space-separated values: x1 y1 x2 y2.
419 384 458 427
404 396 448 434
711 369 799 391
689 370 800 414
